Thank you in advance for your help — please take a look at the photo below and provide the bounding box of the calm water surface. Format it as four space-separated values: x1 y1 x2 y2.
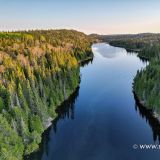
28 43 160 160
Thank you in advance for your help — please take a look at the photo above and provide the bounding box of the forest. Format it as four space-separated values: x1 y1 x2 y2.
101 33 160 114
0 30 93 159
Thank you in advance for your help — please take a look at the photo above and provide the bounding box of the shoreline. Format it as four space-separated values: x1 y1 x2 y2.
109 42 160 123
24 55 94 158
109 43 149 61
133 91 160 123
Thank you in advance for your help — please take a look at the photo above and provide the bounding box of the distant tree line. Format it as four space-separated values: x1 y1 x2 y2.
102 33 160 115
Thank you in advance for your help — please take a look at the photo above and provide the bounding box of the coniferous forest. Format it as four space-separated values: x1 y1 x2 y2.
0 30 93 159
2 30 160 160
1 1 160 160
101 34 160 114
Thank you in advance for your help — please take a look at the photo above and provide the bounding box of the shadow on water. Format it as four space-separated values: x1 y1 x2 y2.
54 86 80 132
25 86 80 160
126 50 149 65
24 58 93 160
134 93 160 143
25 44 158 160
80 57 93 67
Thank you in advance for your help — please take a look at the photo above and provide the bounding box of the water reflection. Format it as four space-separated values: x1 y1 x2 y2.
126 51 149 65
54 86 79 132
93 43 124 58
25 87 80 160
134 93 160 143
80 58 93 67
26 43 160 160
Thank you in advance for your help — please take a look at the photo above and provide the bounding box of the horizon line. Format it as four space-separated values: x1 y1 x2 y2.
0 28 160 36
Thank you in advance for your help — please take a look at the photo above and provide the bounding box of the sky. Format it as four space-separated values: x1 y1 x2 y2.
0 0 160 34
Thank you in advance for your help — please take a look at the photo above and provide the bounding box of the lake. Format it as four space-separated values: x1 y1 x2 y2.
27 43 160 160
